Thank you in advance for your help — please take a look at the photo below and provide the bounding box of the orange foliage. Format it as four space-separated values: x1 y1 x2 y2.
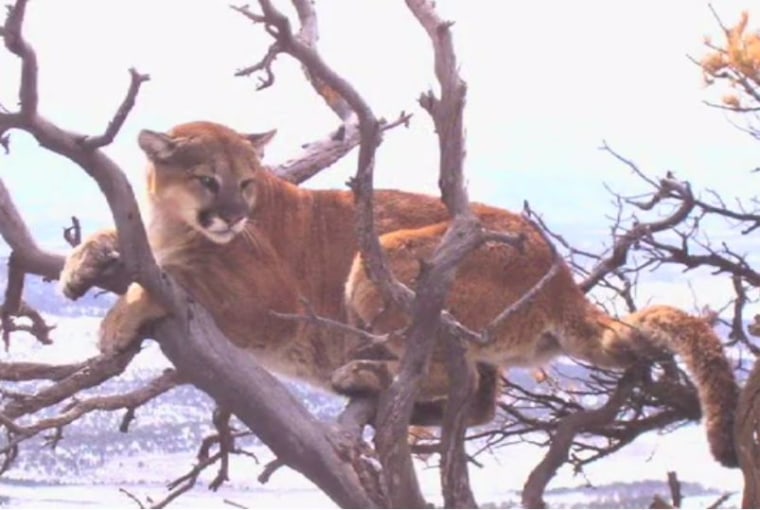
722 94 741 108
700 10 760 106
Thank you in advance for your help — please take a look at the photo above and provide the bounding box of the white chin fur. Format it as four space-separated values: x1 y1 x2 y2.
202 217 247 244
230 217 247 234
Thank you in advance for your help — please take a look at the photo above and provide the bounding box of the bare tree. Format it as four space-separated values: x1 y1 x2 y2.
0 1 754 509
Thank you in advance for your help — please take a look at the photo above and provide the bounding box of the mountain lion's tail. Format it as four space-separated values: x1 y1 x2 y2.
591 305 738 467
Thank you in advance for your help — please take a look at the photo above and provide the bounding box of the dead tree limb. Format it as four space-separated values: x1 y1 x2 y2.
736 359 760 507
0 359 87 381
271 112 412 185
404 0 476 506
667 471 683 508
1 349 139 422
233 0 354 120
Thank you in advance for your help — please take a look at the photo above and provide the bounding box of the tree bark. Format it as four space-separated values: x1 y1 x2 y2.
736 360 760 508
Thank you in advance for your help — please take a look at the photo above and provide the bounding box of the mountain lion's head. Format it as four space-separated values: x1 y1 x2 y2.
139 121 276 244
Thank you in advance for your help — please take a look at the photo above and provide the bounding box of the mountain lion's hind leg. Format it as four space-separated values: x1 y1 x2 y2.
98 283 167 355
409 362 501 427
332 359 501 428
331 359 398 396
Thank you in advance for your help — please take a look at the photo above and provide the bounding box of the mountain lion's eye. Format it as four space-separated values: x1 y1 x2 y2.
197 176 219 194
240 179 254 190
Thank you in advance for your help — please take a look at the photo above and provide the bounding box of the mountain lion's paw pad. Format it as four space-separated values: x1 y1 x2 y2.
330 360 393 395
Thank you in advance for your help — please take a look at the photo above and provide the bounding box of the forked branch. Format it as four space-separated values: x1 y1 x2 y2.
79 68 151 149
233 2 413 186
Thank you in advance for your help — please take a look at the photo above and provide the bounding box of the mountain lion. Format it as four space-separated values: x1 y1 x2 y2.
59 121 739 467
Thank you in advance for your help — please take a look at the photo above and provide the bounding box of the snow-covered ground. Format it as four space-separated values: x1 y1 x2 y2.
0 440 741 508
0 311 745 508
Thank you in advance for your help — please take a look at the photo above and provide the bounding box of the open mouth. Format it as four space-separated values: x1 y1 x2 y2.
200 215 248 244
205 228 237 244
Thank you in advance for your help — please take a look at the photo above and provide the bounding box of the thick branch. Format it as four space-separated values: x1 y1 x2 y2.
0 179 86 283
270 112 412 185
0 360 87 381
1 0 37 118
382 2 477 507
272 124 360 184
241 4 425 504
407 0 468 215
1 349 138 421
234 1 411 186
736 354 760 507
252 0 414 311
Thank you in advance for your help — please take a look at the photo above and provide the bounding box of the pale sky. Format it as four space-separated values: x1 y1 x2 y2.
2 0 760 310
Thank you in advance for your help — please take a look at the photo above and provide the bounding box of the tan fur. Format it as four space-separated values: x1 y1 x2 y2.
59 121 739 468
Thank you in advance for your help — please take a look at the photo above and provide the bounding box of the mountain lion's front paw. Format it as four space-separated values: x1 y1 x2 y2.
59 232 120 300
330 360 394 396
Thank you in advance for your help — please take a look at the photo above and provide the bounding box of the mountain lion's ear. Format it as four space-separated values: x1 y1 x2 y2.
242 129 277 159
138 129 185 163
